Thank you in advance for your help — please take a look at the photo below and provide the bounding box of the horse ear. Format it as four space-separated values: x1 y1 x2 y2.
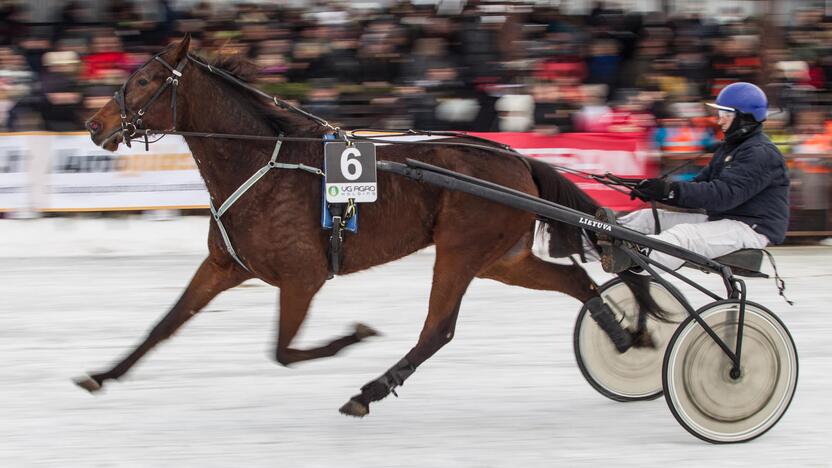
174 33 191 62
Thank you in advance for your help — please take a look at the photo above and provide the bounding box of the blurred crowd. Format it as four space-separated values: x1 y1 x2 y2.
2 1 832 156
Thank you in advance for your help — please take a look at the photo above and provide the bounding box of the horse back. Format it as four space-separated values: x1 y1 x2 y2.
337 143 539 274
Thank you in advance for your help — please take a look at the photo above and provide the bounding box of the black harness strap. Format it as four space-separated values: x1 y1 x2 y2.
328 207 344 278
761 250 794 305
327 200 356 279
113 54 189 147
185 54 336 131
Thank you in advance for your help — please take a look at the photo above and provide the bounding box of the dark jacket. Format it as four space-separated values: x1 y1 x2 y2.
670 127 790 244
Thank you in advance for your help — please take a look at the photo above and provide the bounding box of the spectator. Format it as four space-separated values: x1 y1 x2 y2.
2 0 832 138
302 79 341 126
0 46 36 130
573 84 612 132
82 33 130 82
532 81 578 134
39 50 83 131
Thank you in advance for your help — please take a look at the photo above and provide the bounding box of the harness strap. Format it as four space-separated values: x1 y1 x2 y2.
171 79 179 125
186 54 337 132
579 228 591 263
329 210 345 279
762 250 794 306
207 137 324 271
650 200 661 234
134 77 175 125
272 162 324 176
210 198 248 271
215 140 284 217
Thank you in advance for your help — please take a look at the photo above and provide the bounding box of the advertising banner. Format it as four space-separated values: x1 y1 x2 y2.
0 132 653 213
45 133 208 211
471 132 656 210
0 132 209 212
0 133 32 213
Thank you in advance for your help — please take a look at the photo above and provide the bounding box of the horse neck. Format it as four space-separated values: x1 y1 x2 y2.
177 72 320 202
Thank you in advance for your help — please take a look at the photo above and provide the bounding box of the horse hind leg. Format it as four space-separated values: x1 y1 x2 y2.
477 235 598 302
273 281 380 367
74 256 250 393
479 239 635 352
615 271 666 349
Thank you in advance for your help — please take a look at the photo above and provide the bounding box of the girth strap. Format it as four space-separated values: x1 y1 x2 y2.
327 200 356 279
210 198 246 270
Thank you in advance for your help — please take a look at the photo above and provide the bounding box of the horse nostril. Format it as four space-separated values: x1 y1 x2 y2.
86 120 102 134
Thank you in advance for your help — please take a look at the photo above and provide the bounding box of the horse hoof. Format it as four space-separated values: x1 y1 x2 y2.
339 398 369 417
73 375 102 393
354 323 381 340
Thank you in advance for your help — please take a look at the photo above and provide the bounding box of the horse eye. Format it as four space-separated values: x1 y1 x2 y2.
138 78 149 86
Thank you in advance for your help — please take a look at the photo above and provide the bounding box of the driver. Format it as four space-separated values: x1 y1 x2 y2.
597 82 790 272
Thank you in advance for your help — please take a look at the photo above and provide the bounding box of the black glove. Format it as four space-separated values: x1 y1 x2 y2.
630 178 678 202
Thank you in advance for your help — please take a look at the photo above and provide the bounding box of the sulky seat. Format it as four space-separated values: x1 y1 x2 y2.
685 248 768 278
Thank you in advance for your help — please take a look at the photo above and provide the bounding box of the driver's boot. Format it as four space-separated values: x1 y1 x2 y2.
595 207 639 273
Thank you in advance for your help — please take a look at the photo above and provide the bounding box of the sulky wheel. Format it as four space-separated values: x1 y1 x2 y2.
574 278 686 402
662 300 798 443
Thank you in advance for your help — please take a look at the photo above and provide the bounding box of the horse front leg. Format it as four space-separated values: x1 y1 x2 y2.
339 258 472 417
74 256 249 393
273 281 380 366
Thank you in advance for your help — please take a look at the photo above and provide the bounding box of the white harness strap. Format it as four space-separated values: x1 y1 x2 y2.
208 137 324 271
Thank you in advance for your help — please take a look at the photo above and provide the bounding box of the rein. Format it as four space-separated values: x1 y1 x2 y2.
118 52 644 193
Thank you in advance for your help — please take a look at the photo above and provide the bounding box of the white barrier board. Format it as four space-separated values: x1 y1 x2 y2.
0 134 31 212
0 132 209 212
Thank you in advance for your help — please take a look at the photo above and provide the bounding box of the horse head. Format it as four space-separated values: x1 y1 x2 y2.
86 35 192 151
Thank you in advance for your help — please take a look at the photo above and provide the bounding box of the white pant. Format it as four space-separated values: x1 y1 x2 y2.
615 209 770 270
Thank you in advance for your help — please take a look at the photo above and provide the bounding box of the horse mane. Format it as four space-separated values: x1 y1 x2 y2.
209 53 260 82
526 157 599 258
193 52 322 135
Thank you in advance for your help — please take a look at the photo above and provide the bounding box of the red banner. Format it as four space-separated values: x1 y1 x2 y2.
471 132 657 210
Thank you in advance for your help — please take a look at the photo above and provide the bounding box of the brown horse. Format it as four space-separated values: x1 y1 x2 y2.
79 36 659 417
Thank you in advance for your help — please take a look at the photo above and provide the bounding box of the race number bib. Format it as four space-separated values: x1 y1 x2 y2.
324 142 377 203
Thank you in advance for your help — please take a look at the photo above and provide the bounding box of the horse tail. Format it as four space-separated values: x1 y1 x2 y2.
525 157 598 258
616 270 675 322
525 157 669 322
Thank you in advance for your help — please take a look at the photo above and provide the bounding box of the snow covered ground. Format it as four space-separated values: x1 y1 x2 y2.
1 217 830 467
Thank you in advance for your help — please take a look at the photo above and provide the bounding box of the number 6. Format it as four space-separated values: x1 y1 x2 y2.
340 147 362 181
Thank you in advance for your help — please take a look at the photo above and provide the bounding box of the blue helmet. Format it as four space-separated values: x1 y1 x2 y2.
707 82 768 122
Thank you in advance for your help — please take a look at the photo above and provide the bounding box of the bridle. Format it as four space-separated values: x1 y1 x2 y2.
112 53 189 147
109 50 340 150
